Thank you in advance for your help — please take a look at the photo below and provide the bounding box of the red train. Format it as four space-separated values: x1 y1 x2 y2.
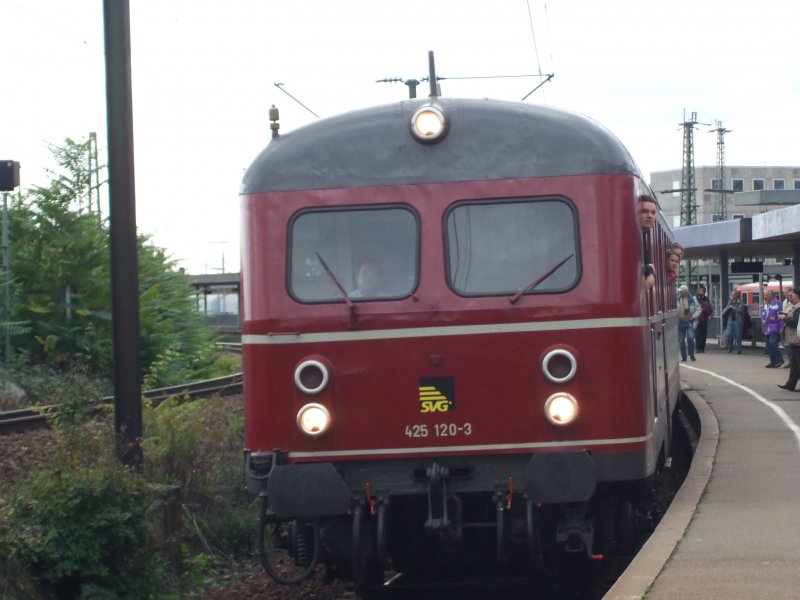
240 60 679 593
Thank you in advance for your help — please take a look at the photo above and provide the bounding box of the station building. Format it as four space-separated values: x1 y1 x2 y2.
651 166 800 341
651 166 800 226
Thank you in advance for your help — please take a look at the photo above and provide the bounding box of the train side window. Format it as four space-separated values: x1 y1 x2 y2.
288 206 419 302
445 198 579 296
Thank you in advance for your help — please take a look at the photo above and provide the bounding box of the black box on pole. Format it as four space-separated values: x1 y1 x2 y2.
0 161 20 191
731 261 764 274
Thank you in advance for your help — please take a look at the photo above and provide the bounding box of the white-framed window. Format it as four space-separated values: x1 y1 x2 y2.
773 179 785 190
753 179 765 191
289 206 419 302
711 178 722 190
672 180 680 197
446 198 580 296
732 178 744 192
793 179 800 190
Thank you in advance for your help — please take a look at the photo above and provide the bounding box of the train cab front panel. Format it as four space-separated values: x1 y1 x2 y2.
239 96 676 580
242 171 656 504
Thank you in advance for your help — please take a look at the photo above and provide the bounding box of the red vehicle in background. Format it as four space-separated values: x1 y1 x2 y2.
239 57 679 594
735 280 792 312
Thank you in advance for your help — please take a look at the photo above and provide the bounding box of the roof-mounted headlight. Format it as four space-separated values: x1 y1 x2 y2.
410 105 448 143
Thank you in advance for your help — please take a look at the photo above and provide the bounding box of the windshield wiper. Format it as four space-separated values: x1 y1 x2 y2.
509 254 574 305
316 252 360 328
316 252 354 308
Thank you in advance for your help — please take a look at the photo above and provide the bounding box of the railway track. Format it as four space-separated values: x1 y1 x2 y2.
0 372 243 435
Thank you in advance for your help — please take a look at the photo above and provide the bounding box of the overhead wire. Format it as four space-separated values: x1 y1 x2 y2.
526 0 543 77
273 83 320 119
522 0 554 102
543 2 555 77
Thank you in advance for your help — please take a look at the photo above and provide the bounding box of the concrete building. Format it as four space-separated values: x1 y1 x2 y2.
650 166 800 227
652 166 800 333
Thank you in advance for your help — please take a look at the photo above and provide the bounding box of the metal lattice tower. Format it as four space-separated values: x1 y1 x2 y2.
677 111 708 291
87 132 101 215
680 111 701 227
711 121 732 221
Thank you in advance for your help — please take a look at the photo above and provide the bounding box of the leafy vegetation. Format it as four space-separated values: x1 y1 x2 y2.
143 395 254 559
1 136 235 389
1 456 166 599
0 136 250 598
0 393 253 598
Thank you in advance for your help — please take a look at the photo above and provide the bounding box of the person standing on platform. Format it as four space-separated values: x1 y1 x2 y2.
762 289 784 367
781 288 792 367
778 288 800 391
677 285 698 361
695 288 714 353
721 290 747 354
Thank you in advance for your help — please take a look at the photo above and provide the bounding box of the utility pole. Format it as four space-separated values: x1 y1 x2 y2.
87 132 101 215
679 111 709 289
0 160 20 367
709 121 733 221
2 190 8 365
680 111 704 227
104 0 143 469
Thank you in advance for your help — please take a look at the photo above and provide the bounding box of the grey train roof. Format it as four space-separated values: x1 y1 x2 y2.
241 97 642 194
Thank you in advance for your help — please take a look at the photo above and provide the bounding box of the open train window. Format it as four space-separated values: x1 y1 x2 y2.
288 206 419 302
445 198 580 296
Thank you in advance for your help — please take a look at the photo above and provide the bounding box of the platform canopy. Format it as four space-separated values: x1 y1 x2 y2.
675 202 800 261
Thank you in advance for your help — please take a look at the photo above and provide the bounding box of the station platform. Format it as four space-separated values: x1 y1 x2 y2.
606 343 800 599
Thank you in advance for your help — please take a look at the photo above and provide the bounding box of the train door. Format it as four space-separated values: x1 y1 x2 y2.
645 225 668 438
654 226 672 458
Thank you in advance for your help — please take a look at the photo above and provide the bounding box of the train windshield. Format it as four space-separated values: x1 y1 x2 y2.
289 206 418 302
446 198 579 296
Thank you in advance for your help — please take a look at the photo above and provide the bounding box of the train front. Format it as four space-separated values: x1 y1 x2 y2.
240 97 667 586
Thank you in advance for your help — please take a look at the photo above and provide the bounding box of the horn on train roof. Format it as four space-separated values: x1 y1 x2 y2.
428 50 441 97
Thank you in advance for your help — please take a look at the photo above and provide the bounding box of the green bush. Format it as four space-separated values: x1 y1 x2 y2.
0 456 167 599
5 137 237 388
143 396 242 497
12 362 110 424
143 396 255 564
0 383 251 598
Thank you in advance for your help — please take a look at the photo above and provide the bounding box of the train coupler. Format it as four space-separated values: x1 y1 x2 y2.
492 478 515 565
556 504 595 558
423 462 462 540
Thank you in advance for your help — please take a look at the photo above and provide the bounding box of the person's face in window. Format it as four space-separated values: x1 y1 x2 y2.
638 201 657 231
356 262 381 296
667 254 679 273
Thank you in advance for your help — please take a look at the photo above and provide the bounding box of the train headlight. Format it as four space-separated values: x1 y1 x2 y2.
294 359 329 394
544 393 579 426
410 105 448 143
297 403 331 437
542 349 577 384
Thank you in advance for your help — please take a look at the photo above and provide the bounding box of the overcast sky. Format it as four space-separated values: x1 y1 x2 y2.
1 0 798 274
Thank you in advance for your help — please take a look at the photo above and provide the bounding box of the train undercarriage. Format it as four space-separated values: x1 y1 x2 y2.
254 455 663 596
